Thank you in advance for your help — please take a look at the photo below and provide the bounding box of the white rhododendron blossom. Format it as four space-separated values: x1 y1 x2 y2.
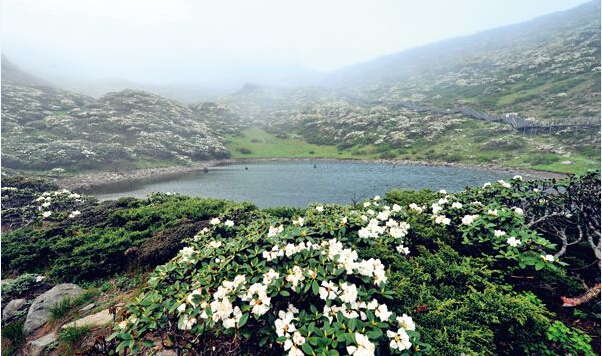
408 203 424 213
347 333 376 356
462 214 479 225
292 217 305 226
434 215 451 225
451 202 463 209
210 217 221 225
315 206 324 212
268 225 284 237
494 230 506 237
507 236 521 247
180 247 197 263
396 313 416 331
224 219 235 227
387 328 412 351
542 254 555 262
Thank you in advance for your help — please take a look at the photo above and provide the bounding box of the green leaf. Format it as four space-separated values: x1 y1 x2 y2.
238 313 249 328
312 280 320 295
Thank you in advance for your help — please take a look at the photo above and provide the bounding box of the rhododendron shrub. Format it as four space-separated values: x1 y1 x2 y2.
113 204 430 355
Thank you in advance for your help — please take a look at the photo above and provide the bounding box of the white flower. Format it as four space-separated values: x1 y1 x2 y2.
284 332 305 356
275 310 296 337
513 175 523 181
210 217 220 225
292 217 304 226
263 269 280 286
41 202 51 208
488 209 498 217
179 315 197 330
177 303 187 313
363 201 371 207
250 294 271 316
35 275 45 283
387 328 412 351
396 245 410 255
396 313 415 331
224 219 235 227
347 333 375 356
42 211 52 218
439 189 447 194
408 203 423 213
513 207 524 215
451 202 463 209
431 203 443 214
315 206 324 212
494 230 506 237
208 240 222 248
542 254 555 262
268 225 284 237
389 225 409 238
319 280 339 300
533 188 540 193
506 236 521 247
340 282 358 304
377 210 390 221
373 195 381 201
434 215 451 226
180 246 197 263
392 204 402 212
375 303 392 322
483 182 491 188
462 214 479 225
286 266 305 289
498 179 511 188
68 210 81 218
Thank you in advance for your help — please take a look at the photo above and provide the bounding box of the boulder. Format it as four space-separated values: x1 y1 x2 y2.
29 332 57 356
61 309 113 329
79 303 95 312
24 283 83 334
2 298 28 322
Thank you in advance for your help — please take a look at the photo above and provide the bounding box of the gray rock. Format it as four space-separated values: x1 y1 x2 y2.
61 309 113 329
2 298 28 322
29 333 57 356
24 283 83 334
79 303 95 312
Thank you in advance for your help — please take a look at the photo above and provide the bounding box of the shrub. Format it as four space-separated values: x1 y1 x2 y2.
2 193 256 282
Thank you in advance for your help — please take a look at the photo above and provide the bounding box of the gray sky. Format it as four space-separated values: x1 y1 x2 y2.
1 0 591 87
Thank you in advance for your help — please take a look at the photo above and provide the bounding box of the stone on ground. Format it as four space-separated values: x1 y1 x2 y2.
2 298 28 322
24 283 83 334
61 308 113 329
28 332 57 356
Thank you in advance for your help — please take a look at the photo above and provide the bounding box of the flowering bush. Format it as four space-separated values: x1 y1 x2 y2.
113 203 431 355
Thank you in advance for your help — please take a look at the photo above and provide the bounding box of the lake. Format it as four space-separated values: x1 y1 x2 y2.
88 161 526 207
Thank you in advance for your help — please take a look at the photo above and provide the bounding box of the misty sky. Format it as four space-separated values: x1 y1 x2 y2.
1 0 591 87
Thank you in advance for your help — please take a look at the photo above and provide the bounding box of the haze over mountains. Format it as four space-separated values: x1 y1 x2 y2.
1 0 600 173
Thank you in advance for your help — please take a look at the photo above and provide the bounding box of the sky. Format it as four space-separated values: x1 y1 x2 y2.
0 0 592 87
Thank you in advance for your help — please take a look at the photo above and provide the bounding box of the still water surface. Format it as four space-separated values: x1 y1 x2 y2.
88 161 525 207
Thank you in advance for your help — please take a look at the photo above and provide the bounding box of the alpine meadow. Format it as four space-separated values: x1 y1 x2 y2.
0 1 600 356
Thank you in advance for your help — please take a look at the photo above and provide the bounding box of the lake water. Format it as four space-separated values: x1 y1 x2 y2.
88 161 526 207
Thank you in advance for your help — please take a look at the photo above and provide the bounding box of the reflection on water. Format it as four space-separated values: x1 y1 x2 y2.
87 161 527 208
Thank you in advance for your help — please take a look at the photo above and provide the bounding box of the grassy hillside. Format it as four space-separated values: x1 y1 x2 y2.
226 126 599 174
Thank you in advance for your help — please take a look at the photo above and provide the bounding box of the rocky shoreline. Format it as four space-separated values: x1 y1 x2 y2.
55 157 567 192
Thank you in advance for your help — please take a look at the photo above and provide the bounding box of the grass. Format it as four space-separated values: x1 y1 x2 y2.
225 127 365 159
58 326 91 356
1 321 25 356
49 288 101 322
225 126 600 175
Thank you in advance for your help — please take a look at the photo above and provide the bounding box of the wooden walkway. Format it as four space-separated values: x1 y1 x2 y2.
380 100 600 133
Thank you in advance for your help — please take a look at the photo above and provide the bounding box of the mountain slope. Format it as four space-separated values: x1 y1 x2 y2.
1 60 241 171
325 0 601 121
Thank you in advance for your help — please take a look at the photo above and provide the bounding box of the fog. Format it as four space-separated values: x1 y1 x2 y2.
1 0 590 92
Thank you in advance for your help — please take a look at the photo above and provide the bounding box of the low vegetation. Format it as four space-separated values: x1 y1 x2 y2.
1 173 599 355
